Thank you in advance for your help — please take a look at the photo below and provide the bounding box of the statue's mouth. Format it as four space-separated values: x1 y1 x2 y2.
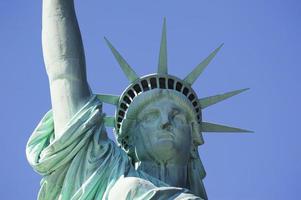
156 131 174 140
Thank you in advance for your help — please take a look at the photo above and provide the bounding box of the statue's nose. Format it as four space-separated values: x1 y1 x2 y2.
160 114 171 130
161 121 171 130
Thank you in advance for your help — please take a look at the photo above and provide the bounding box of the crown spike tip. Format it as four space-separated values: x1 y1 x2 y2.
184 44 224 85
157 18 168 74
201 122 253 133
200 88 250 109
104 37 139 83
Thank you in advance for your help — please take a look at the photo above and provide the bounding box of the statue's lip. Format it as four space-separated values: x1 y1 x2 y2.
156 131 174 140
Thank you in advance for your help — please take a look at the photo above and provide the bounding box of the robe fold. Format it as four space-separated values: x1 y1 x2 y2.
26 96 202 200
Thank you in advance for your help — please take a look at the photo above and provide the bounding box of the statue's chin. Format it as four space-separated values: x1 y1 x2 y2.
148 140 183 163
136 134 189 164
154 139 175 150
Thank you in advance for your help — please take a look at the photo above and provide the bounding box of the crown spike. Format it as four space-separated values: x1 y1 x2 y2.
184 44 224 85
200 88 249 109
104 37 139 83
104 116 115 127
201 122 252 133
96 94 120 105
157 18 168 74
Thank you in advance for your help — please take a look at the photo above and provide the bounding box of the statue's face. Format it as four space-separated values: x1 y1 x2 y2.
134 97 192 164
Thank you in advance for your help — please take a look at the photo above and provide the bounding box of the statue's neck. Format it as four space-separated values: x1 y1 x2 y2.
136 161 188 188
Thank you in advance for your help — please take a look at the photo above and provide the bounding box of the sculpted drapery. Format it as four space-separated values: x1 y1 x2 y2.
27 96 203 199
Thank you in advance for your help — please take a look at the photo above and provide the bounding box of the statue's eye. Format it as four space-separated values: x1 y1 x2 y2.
141 111 159 123
171 110 186 124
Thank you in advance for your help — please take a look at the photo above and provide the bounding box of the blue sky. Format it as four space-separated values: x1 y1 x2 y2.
0 0 300 199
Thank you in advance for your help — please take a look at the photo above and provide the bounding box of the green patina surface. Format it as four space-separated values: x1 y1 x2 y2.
27 1 251 199
27 96 204 200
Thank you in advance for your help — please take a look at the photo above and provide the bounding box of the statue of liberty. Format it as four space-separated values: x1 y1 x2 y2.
26 0 250 199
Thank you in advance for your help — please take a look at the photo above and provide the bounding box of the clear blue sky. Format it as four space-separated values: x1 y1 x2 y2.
0 0 300 199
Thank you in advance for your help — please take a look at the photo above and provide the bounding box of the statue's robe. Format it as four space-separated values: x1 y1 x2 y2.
26 96 203 200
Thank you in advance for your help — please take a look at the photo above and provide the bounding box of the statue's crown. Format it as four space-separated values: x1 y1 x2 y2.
97 19 251 139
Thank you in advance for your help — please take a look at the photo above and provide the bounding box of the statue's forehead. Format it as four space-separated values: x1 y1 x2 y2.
141 96 182 110
124 89 196 122
137 97 186 117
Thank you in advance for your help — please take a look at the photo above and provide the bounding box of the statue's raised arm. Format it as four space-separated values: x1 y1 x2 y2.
42 0 91 137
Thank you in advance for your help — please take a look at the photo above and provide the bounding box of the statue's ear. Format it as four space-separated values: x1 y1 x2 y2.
119 118 139 162
120 118 132 135
191 121 203 145
189 122 197 159
119 118 136 144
